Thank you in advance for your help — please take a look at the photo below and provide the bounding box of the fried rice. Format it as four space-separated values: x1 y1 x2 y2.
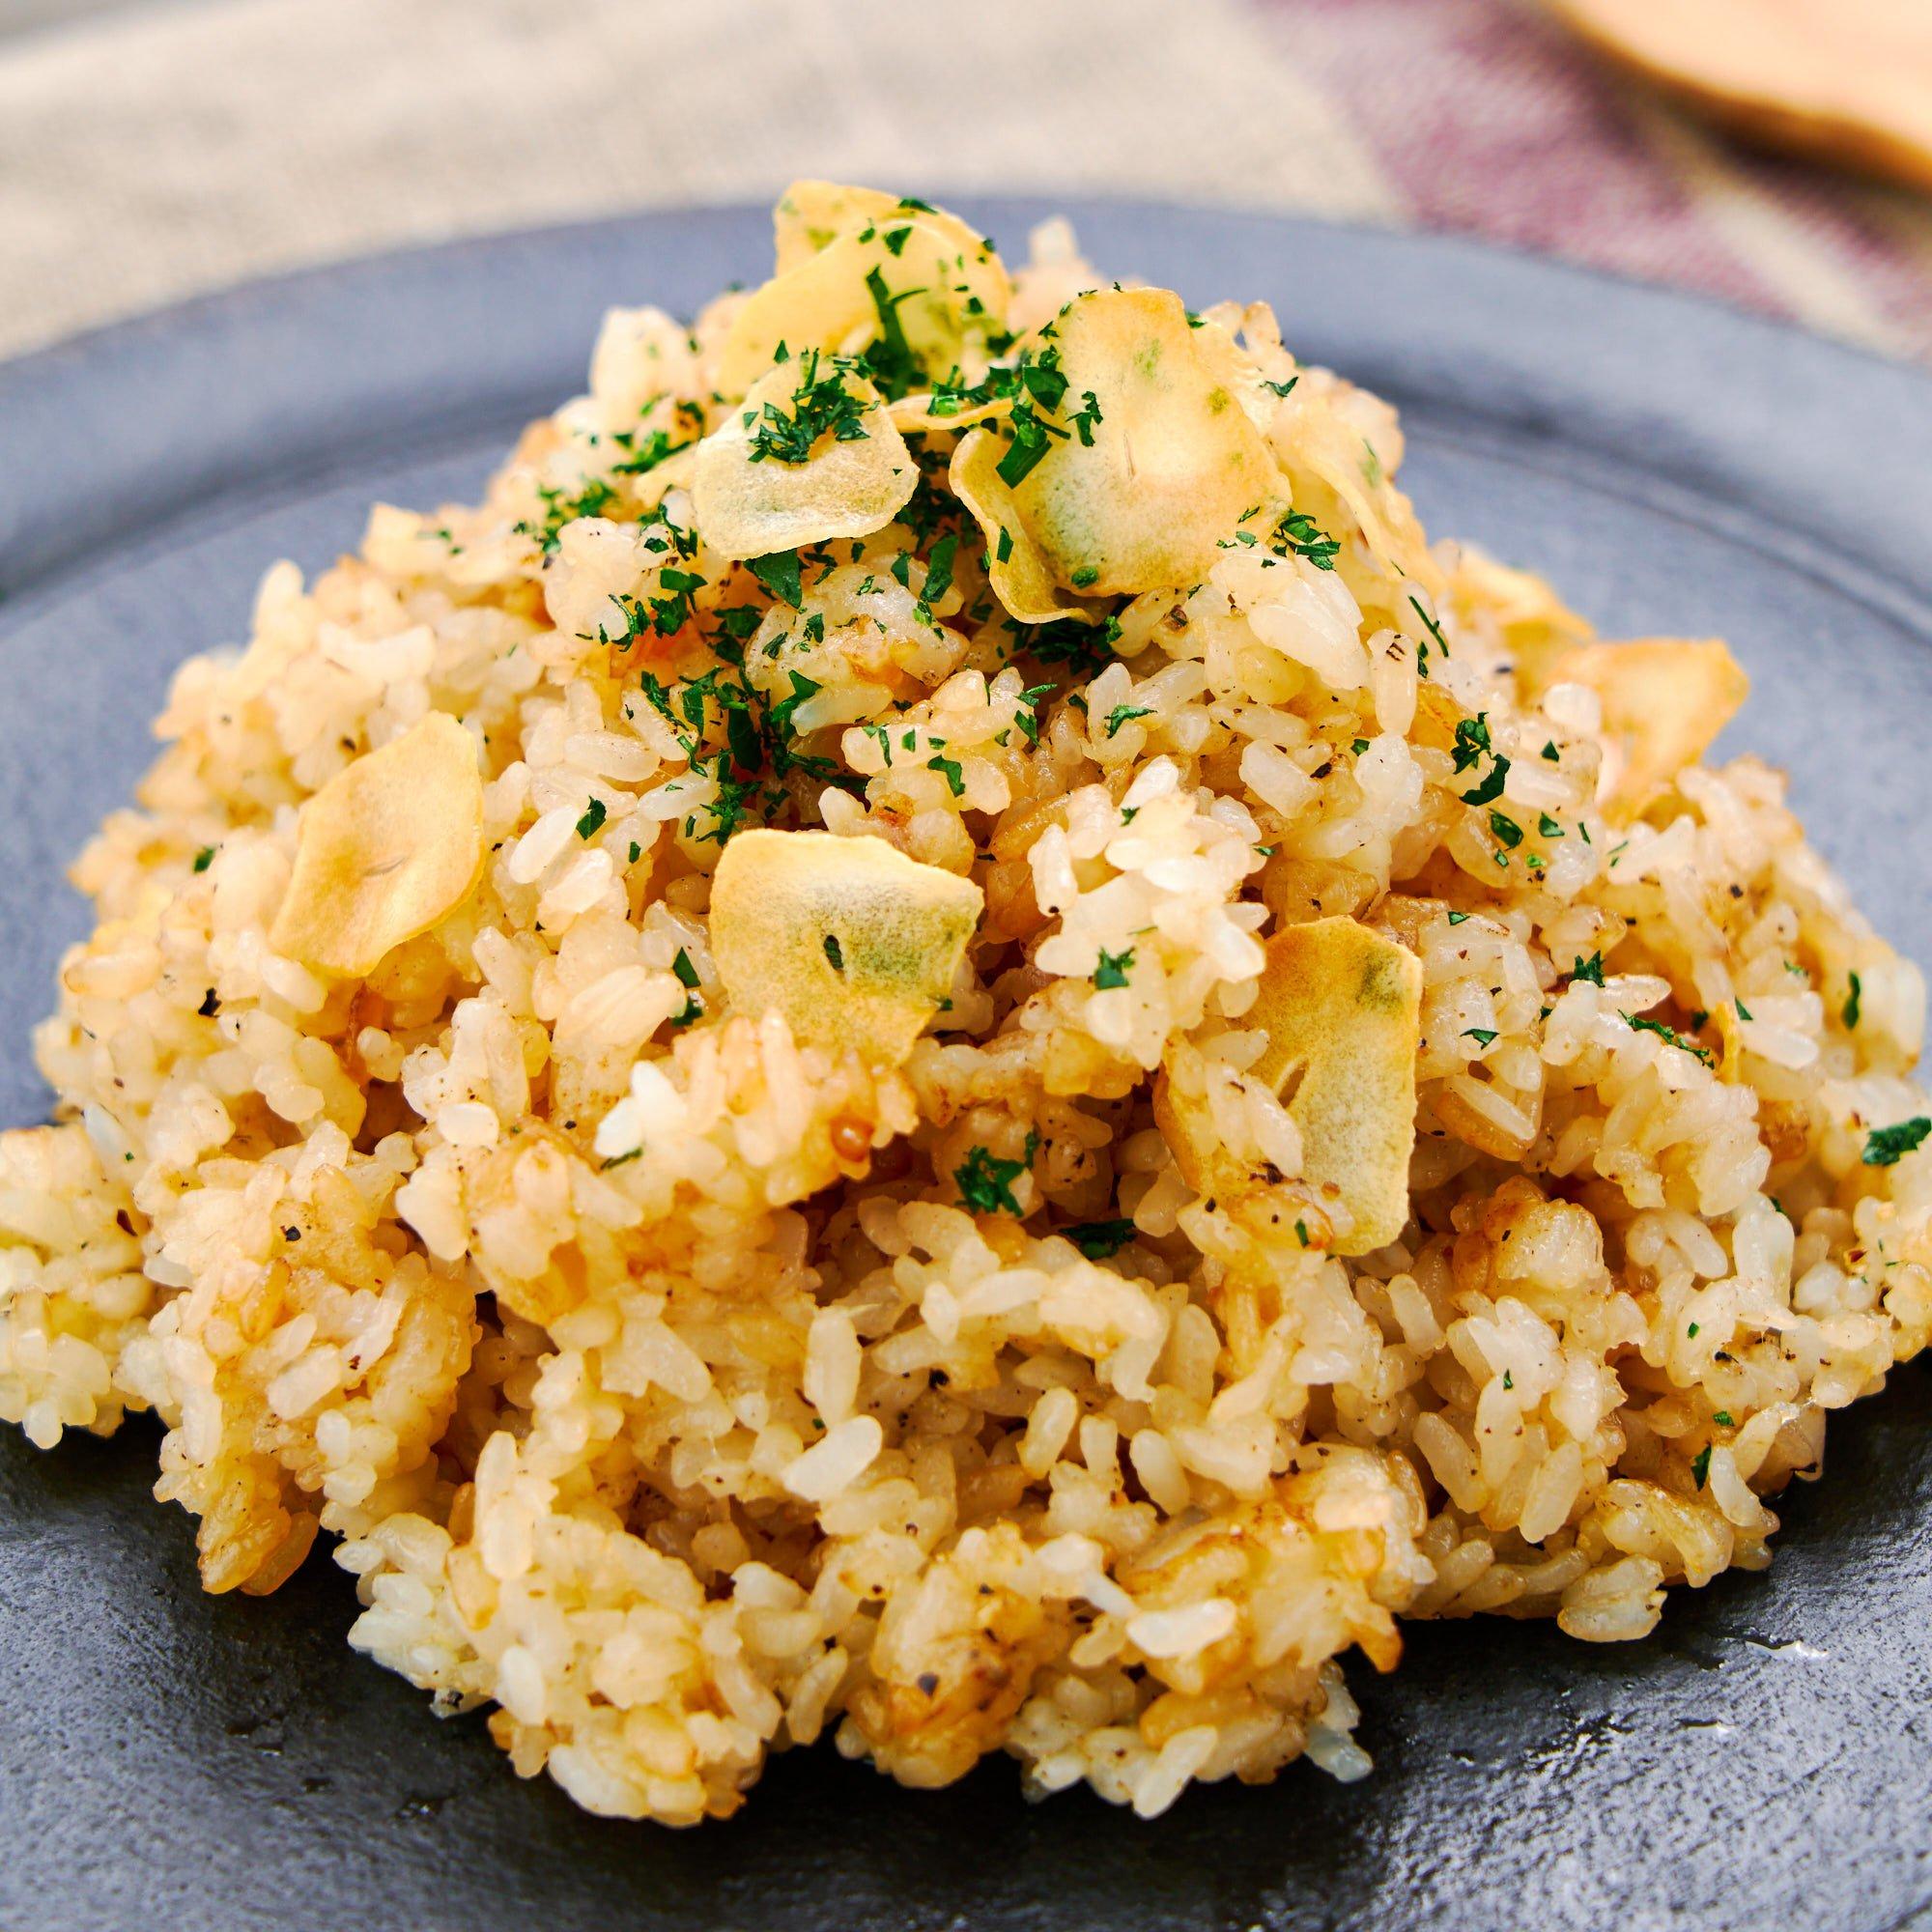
2 183 1928 1825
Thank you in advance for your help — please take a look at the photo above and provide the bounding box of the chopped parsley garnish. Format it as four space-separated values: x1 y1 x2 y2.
822 933 845 973
922 532 959 609
955 1143 1030 1215
576 798 608 839
1064 1217 1137 1260
1691 1445 1713 1490
670 948 700 988
1021 613 1122 679
995 401 1067 488
1015 683 1055 749
1447 910 1470 925
748 550 804 609
1541 740 1560 761
1621 1012 1714 1065
517 478 619 556
862 267 925 397
1463 1028 1498 1048
1262 376 1299 398
1538 812 1564 838
1734 997 1753 1022
1270 509 1339 571
926 753 965 797
1451 714 1492 773
600 1148 642 1171
1104 703 1153 738
1713 1410 1735 1429
1843 972 1862 1030
1093 947 1134 990
191 846 215 873
745 350 871 464
1572 952 1605 985
1407 595 1448 676
1863 1117 1932 1167
1455 722 1510 806
1489 810 1523 850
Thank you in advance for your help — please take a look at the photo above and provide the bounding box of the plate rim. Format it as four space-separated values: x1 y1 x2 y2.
3 195 1930 617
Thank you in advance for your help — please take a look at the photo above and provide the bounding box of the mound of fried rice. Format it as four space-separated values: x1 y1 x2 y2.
4 185 1929 1826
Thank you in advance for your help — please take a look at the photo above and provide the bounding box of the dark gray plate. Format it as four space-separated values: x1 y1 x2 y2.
2 202 1930 1932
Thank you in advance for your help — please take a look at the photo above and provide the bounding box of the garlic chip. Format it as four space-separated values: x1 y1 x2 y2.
718 213 1011 401
1246 918 1422 1254
1551 637 1747 810
709 829 982 1066
1003 288 1274 597
950 425 1104 628
693 359 917 560
771 181 994 281
270 712 484 978
1158 918 1421 1255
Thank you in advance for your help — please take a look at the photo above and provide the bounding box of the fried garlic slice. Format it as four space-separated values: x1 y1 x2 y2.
1158 918 1421 1255
771 181 998 281
710 829 983 1066
1247 919 1422 1254
719 211 1011 400
269 713 484 978
693 359 917 560
1008 288 1275 597
1551 637 1748 810
950 426 1103 628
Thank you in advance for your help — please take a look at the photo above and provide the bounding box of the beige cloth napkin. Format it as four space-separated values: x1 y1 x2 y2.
0 0 1397 357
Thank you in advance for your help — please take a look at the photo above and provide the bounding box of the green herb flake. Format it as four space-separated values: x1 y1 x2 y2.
1863 1117 1932 1167
1451 714 1492 774
954 1143 1030 1215
926 753 965 797
1621 1011 1714 1065
1489 810 1523 850
1093 947 1134 990
576 798 608 839
1447 911 1470 925
822 933 845 974
1713 1410 1735 1429
746 349 871 464
1104 702 1154 738
1691 1445 1713 1489
1735 997 1753 1022
1541 740 1561 761
748 550 804 609
191 846 215 874
670 948 701 989
1270 508 1339 571
1463 1028 1498 1048
1843 972 1862 1030
1572 952 1605 985
1064 1217 1137 1260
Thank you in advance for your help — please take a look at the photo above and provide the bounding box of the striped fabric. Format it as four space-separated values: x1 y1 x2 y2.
0 0 1927 361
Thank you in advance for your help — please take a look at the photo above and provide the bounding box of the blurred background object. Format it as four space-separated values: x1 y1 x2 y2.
1 0 1929 363
1548 0 1932 196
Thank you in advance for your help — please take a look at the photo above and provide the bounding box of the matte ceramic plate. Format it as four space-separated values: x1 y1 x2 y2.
2 203 1930 1932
